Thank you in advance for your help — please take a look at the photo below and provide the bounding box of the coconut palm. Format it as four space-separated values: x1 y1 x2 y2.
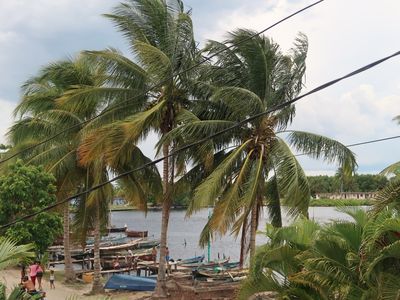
0 238 34 270
65 0 197 295
165 31 356 261
239 208 400 299
9 57 100 282
9 55 160 293
373 115 400 213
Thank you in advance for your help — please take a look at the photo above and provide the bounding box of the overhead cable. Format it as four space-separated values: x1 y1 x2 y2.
1 50 399 229
0 0 324 165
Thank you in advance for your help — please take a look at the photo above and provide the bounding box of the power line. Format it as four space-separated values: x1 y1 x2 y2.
0 0 324 165
295 135 400 157
1 51 399 229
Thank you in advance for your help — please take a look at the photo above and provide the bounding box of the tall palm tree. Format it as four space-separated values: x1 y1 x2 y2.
66 0 197 295
167 31 356 261
9 57 100 282
9 54 160 293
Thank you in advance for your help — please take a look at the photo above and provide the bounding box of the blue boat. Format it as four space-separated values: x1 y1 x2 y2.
104 274 156 291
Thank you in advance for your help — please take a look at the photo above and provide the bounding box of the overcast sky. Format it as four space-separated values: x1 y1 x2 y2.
0 0 399 175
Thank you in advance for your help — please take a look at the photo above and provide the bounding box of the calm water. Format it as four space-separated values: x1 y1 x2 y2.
110 206 367 262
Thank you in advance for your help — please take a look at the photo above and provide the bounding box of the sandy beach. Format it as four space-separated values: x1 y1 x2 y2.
1 268 151 300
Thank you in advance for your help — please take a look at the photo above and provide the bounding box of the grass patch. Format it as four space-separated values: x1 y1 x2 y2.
309 198 374 207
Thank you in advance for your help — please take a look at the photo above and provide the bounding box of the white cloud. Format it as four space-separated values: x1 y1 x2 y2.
0 99 16 144
0 0 399 174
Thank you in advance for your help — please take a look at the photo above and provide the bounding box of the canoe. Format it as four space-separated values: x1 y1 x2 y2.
180 258 230 269
194 269 249 281
108 226 127 233
136 239 160 249
126 230 148 238
198 261 240 271
104 274 156 291
100 239 143 255
177 255 205 265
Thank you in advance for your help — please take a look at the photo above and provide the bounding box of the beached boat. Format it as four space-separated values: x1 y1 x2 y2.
194 268 248 281
100 238 143 256
198 261 240 271
180 258 230 269
104 274 156 291
126 230 148 238
136 239 160 249
177 255 205 265
108 226 127 233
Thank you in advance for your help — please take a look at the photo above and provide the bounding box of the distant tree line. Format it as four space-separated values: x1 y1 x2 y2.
307 174 388 195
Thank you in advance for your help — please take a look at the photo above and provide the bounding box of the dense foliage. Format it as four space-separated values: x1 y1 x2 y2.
240 208 400 299
308 174 388 195
0 161 62 254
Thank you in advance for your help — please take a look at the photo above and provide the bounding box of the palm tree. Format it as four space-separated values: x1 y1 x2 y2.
66 0 196 295
373 115 400 212
9 57 99 282
167 31 356 262
9 56 123 292
239 208 400 299
0 238 34 270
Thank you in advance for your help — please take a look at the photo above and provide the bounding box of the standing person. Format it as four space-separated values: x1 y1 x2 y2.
28 262 38 287
165 247 170 262
49 269 55 289
35 261 44 291
151 246 157 264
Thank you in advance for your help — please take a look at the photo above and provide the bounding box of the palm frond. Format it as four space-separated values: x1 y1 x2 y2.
287 130 357 177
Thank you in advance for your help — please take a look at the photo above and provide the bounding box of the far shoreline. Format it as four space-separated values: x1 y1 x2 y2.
110 198 374 211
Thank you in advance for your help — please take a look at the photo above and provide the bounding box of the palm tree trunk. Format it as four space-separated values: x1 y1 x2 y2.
63 204 75 282
91 203 103 294
249 202 258 259
239 215 247 268
154 142 171 298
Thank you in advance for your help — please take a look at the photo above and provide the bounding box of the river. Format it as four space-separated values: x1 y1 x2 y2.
110 206 367 262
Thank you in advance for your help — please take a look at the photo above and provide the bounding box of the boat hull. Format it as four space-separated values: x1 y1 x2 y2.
126 230 148 238
105 274 156 291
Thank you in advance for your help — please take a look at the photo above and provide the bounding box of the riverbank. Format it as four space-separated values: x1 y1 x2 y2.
110 199 373 211
309 198 374 207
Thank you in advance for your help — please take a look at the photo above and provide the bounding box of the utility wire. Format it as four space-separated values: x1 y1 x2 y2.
294 135 400 157
1 50 399 229
0 0 324 165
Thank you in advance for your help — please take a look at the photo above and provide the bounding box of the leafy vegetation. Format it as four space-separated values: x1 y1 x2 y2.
308 174 388 195
240 208 400 299
0 161 62 254
309 198 374 207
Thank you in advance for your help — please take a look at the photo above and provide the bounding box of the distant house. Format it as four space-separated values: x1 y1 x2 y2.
112 197 127 205
314 192 377 200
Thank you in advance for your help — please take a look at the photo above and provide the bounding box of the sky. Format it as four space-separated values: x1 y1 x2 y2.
0 0 399 175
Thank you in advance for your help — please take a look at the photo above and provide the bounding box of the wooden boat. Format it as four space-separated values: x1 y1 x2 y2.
126 230 148 238
180 258 230 269
105 274 156 291
198 261 240 271
194 268 249 281
108 226 127 233
136 239 160 249
100 239 143 256
177 255 205 265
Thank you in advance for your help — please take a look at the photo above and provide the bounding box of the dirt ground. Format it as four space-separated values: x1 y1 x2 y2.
1 268 151 300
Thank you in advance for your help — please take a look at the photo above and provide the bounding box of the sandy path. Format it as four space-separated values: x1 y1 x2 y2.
1 268 151 300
